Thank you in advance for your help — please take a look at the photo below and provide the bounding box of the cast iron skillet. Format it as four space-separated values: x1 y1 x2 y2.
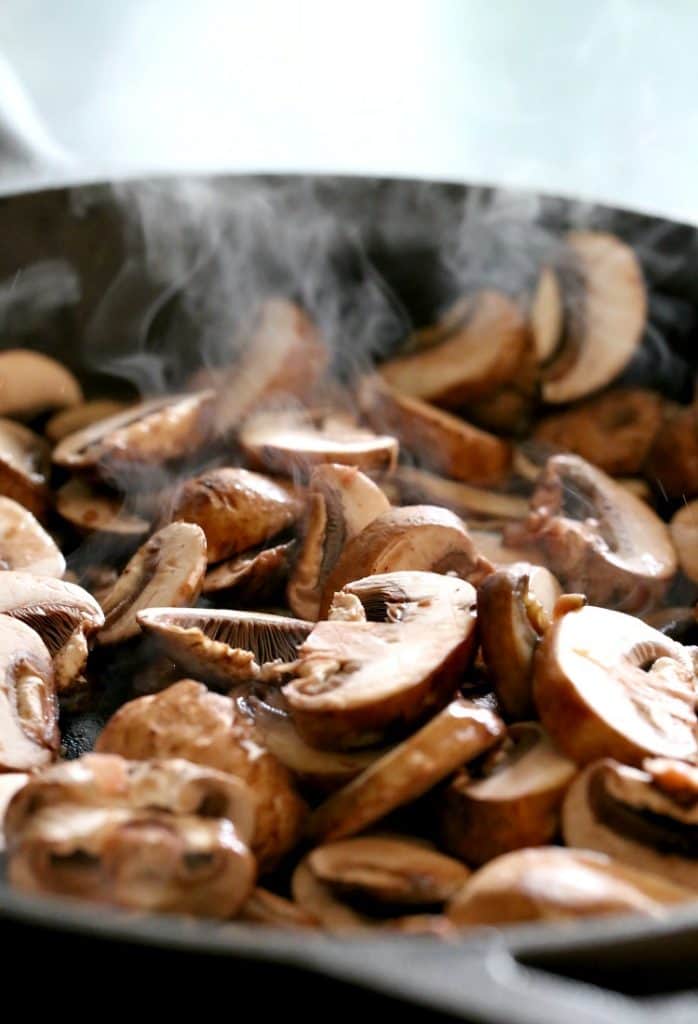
0 177 696 1022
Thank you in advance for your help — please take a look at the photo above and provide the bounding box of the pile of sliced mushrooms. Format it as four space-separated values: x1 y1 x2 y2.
0 232 697 935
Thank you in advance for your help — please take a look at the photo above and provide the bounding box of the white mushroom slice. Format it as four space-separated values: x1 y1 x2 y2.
0 615 59 770
307 698 504 842
438 722 577 866
319 505 493 617
0 774 29 851
533 602 698 766
52 391 215 473
359 376 511 487
0 417 50 520
137 607 313 689
203 541 295 600
530 266 564 365
542 233 646 403
0 496 64 576
6 803 255 918
284 572 479 751
56 478 149 536
240 409 398 479
534 390 663 476
96 679 307 873
394 467 529 524
446 847 693 927
380 291 528 407
563 758 698 891
0 573 104 694
514 454 677 612
288 463 390 621
238 887 319 928
98 522 207 645
0 349 82 418
645 399 698 499
45 400 129 443
166 467 300 564
671 500 698 583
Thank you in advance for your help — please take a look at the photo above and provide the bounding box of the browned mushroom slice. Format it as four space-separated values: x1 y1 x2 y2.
670 500 698 583
0 573 104 694
288 463 390 620
240 409 398 479
541 233 647 404
0 349 82 419
530 265 564 365
238 887 319 928
0 496 64 576
511 454 676 612
96 679 307 872
563 758 698 891
166 467 299 564
52 391 216 474
98 522 207 645
137 607 313 689
446 847 692 928
6 804 255 918
56 478 149 537
381 291 528 407
0 615 58 770
203 541 295 601
0 774 29 850
393 467 529 525
359 376 511 487
0 417 50 520
478 566 560 719
533 602 698 767
285 572 479 751
644 399 698 499
307 698 504 842
438 723 577 866
319 505 493 617
469 529 542 568
45 399 129 443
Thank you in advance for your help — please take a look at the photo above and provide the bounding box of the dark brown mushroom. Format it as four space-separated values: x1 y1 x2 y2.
0 614 59 770
644 398 698 499
56 478 149 537
203 540 296 602
0 349 82 419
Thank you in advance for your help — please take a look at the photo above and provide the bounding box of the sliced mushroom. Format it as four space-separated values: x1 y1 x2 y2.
56 478 149 537
52 391 216 475
359 376 511 487
478 566 560 719
0 417 50 520
563 758 698 891
287 463 390 620
319 505 493 617
438 723 577 866
0 349 82 418
468 529 542 568
644 399 698 499
0 496 64 576
284 572 479 750
394 467 529 525
6 804 255 918
137 607 313 689
307 698 505 841
240 409 398 480
97 522 207 645
166 467 299 564
0 573 104 694
530 265 564 365
203 540 295 601
238 887 319 928
380 291 529 407
533 601 698 766
446 847 692 927
95 679 307 872
0 774 29 851
45 399 129 443
541 233 646 404
0 614 59 770
511 454 677 612
670 500 698 583
534 390 664 476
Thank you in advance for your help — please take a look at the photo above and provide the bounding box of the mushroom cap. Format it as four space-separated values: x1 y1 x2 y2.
95 679 307 873
0 349 82 418
56 478 149 537
670 500 698 583
0 417 50 520
0 614 59 771
45 400 129 443
202 540 295 600
446 846 692 927
167 467 300 564
0 496 65 576
98 522 207 645
284 571 479 750
534 603 698 766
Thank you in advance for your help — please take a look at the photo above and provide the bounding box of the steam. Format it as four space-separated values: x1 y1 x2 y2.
0 260 80 335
